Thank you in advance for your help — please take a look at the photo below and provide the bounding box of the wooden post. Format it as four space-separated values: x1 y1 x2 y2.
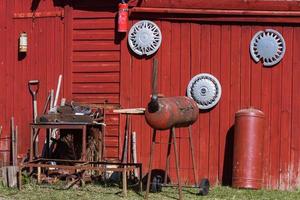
11 117 15 166
37 167 41 184
122 167 127 197
172 127 183 200
145 129 157 200
164 129 173 184
2 166 19 187
131 131 138 177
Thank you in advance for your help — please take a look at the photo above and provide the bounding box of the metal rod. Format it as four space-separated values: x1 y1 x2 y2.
145 129 157 200
28 158 142 166
152 58 158 97
21 163 139 172
121 115 130 163
42 92 51 114
188 125 198 185
164 128 173 184
102 106 106 160
172 127 183 200
131 7 300 17
29 127 34 172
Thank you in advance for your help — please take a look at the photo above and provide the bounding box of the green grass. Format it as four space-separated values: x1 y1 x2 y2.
0 183 299 200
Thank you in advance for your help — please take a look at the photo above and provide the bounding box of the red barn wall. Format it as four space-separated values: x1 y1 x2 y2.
121 20 300 189
0 0 299 190
0 0 65 163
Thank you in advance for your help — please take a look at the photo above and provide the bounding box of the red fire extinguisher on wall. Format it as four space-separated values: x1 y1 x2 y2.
118 2 128 32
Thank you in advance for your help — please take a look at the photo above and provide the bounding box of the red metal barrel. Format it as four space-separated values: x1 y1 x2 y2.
232 108 265 189
145 96 199 130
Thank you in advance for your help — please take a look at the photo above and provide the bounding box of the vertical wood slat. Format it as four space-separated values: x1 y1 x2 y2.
159 22 180 181
219 25 231 185
0 0 9 165
159 20 172 182
269 26 283 189
190 23 201 183
279 27 293 190
209 24 221 184
199 24 211 181
179 22 191 182
291 27 300 188
240 26 252 108
261 49 272 188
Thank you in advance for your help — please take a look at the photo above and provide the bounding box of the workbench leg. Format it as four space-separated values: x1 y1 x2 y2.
172 127 183 200
46 130 50 159
188 125 198 185
102 108 106 161
145 129 157 200
164 129 173 184
18 168 22 190
82 126 87 161
139 164 143 192
122 167 127 197
37 167 41 184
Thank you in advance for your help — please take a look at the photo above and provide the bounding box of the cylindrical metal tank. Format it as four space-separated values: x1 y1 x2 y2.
232 108 265 189
145 96 199 130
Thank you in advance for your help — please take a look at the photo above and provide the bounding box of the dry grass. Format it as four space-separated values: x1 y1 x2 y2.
0 182 299 200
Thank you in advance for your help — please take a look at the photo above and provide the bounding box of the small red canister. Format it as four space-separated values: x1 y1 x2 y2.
232 108 265 189
118 3 128 32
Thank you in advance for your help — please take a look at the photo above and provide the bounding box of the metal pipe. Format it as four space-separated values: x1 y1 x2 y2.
131 7 300 17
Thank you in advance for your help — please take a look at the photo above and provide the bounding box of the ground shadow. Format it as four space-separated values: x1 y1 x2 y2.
222 125 234 186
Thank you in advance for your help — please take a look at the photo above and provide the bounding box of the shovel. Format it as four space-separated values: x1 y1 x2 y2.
28 80 39 157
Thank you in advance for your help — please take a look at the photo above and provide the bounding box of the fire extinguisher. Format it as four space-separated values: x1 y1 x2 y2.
118 1 128 32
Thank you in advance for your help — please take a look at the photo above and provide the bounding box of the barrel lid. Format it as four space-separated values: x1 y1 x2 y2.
235 108 265 118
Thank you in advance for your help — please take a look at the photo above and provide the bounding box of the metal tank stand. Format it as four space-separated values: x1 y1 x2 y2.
145 125 198 200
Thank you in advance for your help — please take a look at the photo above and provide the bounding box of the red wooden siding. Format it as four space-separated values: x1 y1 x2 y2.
0 0 300 190
0 1 65 164
121 21 300 189
129 0 300 11
71 8 120 159
0 0 10 166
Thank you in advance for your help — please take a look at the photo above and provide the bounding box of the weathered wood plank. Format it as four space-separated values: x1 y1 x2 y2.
73 72 120 83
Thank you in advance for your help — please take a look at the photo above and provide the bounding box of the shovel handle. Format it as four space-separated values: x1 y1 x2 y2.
28 80 40 95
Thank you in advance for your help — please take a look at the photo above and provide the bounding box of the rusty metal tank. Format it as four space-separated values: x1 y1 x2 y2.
232 108 265 189
145 96 199 130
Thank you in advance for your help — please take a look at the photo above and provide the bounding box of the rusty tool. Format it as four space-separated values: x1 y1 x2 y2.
28 80 39 157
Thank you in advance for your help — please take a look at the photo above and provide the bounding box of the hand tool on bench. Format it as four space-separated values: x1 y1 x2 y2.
28 80 39 158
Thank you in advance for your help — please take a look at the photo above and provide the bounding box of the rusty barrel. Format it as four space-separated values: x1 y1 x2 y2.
145 96 199 130
232 108 265 189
